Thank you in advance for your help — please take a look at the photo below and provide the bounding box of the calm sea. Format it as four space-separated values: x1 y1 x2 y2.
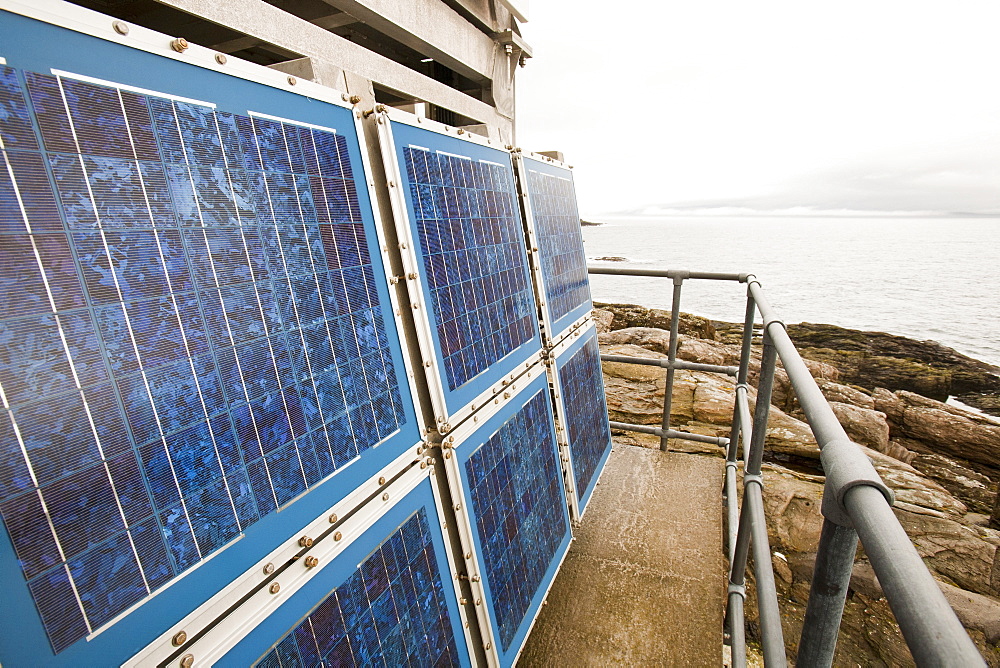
583 216 1000 368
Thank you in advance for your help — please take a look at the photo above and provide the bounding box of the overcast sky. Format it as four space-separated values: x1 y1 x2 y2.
514 1 1000 217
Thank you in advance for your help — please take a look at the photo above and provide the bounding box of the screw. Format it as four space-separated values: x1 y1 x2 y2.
334 531 343 541
215 53 227 65
420 461 427 469
503 392 510 399
180 655 195 668
457 128 465 135
172 630 187 646
350 94 362 104
304 556 319 568
287 76 297 86
473 415 479 422
170 37 189 52
454 503 461 511
113 20 129 35
476 598 482 605
269 582 281 594
460 597 468 605
378 476 386 485
298 536 313 548
485 642 492 650
342 93 350 101
263 563 275 575
328 513 338 523
444 451 452 459
382 492 390 501
465 552 472 559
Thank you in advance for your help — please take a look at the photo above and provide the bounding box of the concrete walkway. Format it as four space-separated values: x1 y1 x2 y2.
518 444 726 667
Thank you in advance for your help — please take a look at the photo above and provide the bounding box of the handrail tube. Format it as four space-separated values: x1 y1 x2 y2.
659 277 684 451
746 337 777 476
588 267 750 281
724 463 739 564
599 354 738 376
747 483 787 667
728 591 747 667
844 485 985 666
607 420 729 447
796 520 860 666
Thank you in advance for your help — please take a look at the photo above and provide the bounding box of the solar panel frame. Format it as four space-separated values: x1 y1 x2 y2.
133 450 473 666
376 109 543 429
547 319 613 520
441 369 572 666
0 4 425 664
512 152 592 343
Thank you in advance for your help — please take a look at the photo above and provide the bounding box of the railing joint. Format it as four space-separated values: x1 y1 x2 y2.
820 438 895 528
728 582 747 600
743 472 763 489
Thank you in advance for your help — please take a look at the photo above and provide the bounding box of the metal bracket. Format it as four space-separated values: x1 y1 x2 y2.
820 438 895 527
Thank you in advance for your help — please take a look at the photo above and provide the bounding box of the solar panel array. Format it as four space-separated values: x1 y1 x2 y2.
523 162 590 335
464 388 568 652
253 508 459 667
556 330 613 508
0 65 407 653
401 144 537 394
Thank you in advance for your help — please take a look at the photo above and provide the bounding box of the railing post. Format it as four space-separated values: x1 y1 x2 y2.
795 519 859 666
659 274 684 452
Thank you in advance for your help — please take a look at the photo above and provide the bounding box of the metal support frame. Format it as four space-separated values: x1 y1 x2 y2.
588 266 986 668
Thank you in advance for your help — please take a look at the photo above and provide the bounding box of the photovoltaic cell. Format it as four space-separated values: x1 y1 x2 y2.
556 330 612 506
253 508 459 668
523 163 590 332
401 145 536 392
0 65 406 653
464 389 568 652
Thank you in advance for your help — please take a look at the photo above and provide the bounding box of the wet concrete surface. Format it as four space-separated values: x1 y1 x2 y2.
518 443 725 667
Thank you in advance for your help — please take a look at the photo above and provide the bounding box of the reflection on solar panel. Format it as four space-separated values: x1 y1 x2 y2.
521 158 590 336
401 146 536 392
557 329 612 509
253 508 459 667
465 389 568 652
0 65 406 653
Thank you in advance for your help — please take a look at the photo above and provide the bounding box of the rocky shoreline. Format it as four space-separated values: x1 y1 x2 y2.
593 302 1000 666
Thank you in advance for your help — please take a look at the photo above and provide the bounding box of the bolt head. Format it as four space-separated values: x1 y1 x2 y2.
180 654 195 668
334 531 343 541
170 37 189 52
298 536 313 548
172 630 187 646
269 582 281 594
378 476 386 485
328 513 338 524
263 562 275 575
215 53 227 65
349 94 362 104
113 20 129 36
304 556 319 568
382 492 390 501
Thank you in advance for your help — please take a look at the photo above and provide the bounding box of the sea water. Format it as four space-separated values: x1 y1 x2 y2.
583 216 1000 367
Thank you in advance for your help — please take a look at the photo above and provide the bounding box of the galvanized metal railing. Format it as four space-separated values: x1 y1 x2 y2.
588 266 985 667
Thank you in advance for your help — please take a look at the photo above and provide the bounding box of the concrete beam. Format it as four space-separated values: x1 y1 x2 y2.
152 0 510 132
317 0 496 83
207 13 359 53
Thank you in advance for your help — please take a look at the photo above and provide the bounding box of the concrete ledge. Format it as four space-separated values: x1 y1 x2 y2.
518 444 725 666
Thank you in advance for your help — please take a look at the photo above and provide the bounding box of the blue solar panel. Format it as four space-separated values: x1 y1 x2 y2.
252 508 459 667
0 15 418 661
520 156 591 337
555 327 612 514
458 374 570 660
386 120 541 416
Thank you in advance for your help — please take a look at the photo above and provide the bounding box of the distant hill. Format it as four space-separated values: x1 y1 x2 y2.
580 219 602 226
